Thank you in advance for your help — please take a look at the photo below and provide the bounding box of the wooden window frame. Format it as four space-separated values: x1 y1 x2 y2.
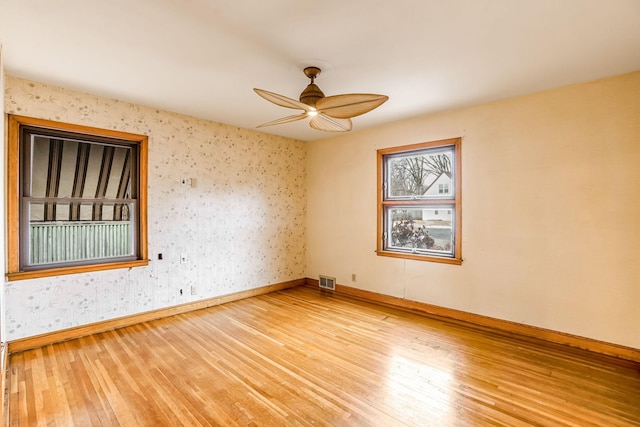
7 115 149 281
377 137 462 265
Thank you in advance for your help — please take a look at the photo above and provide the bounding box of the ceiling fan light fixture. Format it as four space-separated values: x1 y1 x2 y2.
254 66 388 132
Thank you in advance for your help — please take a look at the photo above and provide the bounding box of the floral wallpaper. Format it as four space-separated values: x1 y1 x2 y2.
4 77 307 340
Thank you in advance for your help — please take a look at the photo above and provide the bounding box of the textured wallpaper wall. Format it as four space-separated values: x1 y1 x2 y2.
5 77 307 340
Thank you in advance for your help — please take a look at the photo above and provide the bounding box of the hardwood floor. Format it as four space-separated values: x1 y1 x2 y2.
8 286 640 426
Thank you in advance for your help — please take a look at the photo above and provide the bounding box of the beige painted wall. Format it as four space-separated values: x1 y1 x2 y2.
306 71 640 349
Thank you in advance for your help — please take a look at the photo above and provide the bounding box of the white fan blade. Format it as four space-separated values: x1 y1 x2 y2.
254 88 313 112
256 113 308 128
316 94 389 119
309 113 352 132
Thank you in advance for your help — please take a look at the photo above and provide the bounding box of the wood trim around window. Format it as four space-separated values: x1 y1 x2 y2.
6 115 149 280
376 137 462 264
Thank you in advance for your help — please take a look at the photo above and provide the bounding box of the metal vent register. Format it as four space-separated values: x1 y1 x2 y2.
319 275 336 290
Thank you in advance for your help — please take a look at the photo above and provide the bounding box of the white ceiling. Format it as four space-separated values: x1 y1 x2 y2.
1 0 639 141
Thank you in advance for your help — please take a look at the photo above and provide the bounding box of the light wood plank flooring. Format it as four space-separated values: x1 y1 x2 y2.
8 286 640 426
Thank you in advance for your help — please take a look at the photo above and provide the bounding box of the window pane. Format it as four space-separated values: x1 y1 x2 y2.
106 146 131 198
27 202 135 266
386 207 454 256
84 144 104 197
30 136 51 197
386 147 454 199
28 135 132 201
59 140 79 198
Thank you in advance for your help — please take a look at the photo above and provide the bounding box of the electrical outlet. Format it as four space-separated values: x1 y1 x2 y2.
191 286 197 295
352 273 357 282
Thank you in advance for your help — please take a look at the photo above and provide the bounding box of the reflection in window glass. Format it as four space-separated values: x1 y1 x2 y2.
386 207 454 256
386 147 454 199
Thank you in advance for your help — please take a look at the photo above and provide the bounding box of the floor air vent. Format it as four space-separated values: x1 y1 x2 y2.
319 275 336 291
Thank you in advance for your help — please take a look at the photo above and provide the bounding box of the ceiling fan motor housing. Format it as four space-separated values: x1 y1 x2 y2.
299 83 325 107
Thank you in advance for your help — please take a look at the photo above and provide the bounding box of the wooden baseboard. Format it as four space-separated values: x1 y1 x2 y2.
304 278 640 363
8 278 305 354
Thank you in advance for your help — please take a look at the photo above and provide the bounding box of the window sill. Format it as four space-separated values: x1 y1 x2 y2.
7 259 150 281
376 250 462 265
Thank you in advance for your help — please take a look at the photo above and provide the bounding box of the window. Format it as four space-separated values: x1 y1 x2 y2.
377 137 461 264
7 115 148 280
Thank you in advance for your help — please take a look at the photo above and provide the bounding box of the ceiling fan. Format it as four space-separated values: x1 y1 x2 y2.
254 66 388 132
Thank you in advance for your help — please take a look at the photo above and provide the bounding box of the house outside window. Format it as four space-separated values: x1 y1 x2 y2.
7 115 148 280
377 137 462 264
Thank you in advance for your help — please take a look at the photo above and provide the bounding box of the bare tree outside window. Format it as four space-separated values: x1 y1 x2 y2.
388 153 452 197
